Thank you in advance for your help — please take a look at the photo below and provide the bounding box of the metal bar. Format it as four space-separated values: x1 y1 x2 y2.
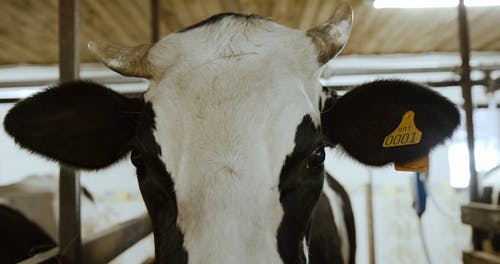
1 63 499 89
0 76 144 88
17 247 59 264
59 0 80 82
366 170 376 264
59 166 81 263
325 79 498 91
332 66 461 75
0 92 144 104
458 0 478 202
58 0 81 263
151 0 160 42
328 64 500 76
0 98 20 103
2 79 498 103
81 214 153 264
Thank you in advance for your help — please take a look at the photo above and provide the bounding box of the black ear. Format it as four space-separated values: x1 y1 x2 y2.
4 81 145 169
321 80 460 166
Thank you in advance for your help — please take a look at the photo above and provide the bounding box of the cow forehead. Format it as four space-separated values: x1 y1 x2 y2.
143 14 323 158
147 13 321 83
144 13 323 166
144 13 323 157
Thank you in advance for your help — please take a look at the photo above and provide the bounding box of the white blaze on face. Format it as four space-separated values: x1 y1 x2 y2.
144 16 322 263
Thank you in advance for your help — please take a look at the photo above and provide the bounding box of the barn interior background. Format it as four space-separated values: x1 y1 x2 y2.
0 0 499 263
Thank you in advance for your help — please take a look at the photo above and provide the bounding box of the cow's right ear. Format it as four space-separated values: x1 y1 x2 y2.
321 80 460 166
4 81 145 169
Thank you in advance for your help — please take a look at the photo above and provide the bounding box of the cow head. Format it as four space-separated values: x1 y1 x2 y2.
3 4 459 263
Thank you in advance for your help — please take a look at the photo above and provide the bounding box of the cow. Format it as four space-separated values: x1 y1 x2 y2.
0 204 56 263
3 4 460 263
0 175 101 263
0 174 97 241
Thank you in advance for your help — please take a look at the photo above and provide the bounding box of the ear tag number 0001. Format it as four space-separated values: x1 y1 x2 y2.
383 110 429 172
383 111 422 148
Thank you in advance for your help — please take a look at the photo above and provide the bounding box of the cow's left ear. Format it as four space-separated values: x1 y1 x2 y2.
4 81 145 169
321 80 460 166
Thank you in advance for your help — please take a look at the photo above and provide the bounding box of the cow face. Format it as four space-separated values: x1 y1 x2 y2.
3 3 460 264
90 5 353 263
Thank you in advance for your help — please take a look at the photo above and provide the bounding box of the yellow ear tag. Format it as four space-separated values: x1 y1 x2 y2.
395 156 429 172
383 111 422 148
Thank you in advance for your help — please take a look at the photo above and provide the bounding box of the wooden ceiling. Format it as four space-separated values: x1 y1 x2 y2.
0 0 499 65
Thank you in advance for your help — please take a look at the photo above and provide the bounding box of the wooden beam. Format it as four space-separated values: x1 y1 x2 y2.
461 202 500 233
463 251 500 264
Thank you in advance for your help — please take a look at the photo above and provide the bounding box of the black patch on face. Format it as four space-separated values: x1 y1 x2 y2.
178 12 266 33
309 173 356 264
277 115 325 263
131 103 188 263
308 192 343 263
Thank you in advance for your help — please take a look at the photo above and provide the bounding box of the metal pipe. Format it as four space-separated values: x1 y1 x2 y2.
367 170 376 264
58 0 82 263
81 214 153 264
458 0 478 202
17 247 59 264
59 0 80 82
327 63 500 76
0 76 145 89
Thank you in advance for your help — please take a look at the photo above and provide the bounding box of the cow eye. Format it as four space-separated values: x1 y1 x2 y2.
307 146 325 168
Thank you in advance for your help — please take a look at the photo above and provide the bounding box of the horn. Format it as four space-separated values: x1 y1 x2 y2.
88 40 153 78
307 3 353 64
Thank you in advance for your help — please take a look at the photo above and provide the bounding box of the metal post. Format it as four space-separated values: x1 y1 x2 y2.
367 170 376 264
151 0 160 42
59 0 81 263
457 0 478 202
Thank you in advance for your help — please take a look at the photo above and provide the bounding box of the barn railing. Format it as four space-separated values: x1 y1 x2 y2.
17 213 152 264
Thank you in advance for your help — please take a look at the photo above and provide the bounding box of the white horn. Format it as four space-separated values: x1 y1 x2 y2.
88 40 153 78
307 3 353 64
